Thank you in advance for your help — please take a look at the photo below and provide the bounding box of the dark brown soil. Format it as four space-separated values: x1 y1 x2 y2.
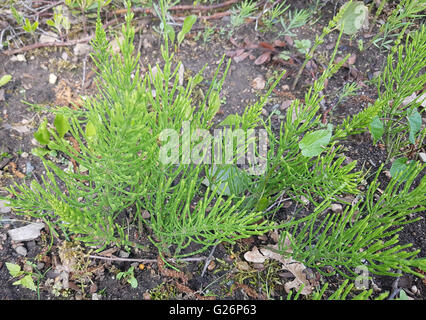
0 1 424 301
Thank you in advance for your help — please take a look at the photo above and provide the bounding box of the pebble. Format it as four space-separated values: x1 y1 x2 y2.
411 285 418 295
119 250 130 258
49 73 57 85
36 262 45 270
419 152 426 163
280 100 293 111
15 246 27 256
92 293 101 300
261 108 269 116
26 240 36 250
10 54 26 62
331 203 343 213
21 152 29 158
0 200 11 214
7 222 45 242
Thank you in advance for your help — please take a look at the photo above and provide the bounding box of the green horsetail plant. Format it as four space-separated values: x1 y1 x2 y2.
277 163 426 279
334 24 426 152
2 2 281 257
251 27 364 210
291 0 352 90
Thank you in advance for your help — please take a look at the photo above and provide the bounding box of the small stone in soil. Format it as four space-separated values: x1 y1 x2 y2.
49 73 57 85
419 152 426 163
15 246 27 256
0 200 11 214
119 250 130 258
331 203 343 213
7 222 44 242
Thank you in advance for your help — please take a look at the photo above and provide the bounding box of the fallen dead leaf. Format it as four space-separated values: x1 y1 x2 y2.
284 35 293 46
260 245 313 295
243 234 313 295
259 42 276 51
273 39 286 47
254 51 271 65
9 162 25 179
234 51 250 63
243 246 266 263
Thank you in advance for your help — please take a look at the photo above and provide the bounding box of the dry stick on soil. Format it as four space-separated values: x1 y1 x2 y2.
200 244 217 277
88 254 207 264
112 0 240 15
1 17 120 56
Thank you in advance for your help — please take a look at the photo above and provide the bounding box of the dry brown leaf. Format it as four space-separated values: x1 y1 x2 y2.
259 42 276 51
260 244 313 295
233 51 250 63
243 234 313 296
243 37 258 49
9 162 25 179
347 53 357 65
243 246 266 263
274 39 287 47
254 52 271 65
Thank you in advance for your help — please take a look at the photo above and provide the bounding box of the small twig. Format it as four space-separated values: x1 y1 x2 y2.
113 0 240 15
2 16 120 56
81 55 87 91
174 11 232 22
88 254 207 264
200 245 217 277
2 35 93 56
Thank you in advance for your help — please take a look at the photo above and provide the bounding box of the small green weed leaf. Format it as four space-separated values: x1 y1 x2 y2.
178 15 197 44
256 197 269 211
294 39 311 55
128 277 138 288
338 1 368 35
397 290 409 300
390 157 414 182
0 74 12 87
164 24 175 44
31 147 49 157
46 19 55 27
203 165 250 196
54 114 70 138
6 262 22 277
299 126 332 158
85 120 96 141
369 115 384 143
11 6 23 25
407 107 421 144
17 275 37 291
34 120 51 145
